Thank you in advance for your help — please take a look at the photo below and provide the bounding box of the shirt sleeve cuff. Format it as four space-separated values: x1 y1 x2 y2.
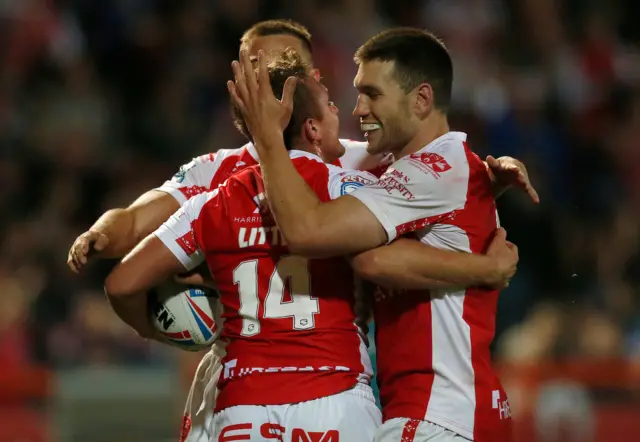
347 193 398 243
153 225 201 271
155 185 188 205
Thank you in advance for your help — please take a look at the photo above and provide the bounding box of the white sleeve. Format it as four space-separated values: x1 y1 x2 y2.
153 191 215 270
155 154 217 205
348 149 469 242
325 166 379 200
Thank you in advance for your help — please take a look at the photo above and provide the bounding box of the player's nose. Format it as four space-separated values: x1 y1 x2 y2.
352 95 369 117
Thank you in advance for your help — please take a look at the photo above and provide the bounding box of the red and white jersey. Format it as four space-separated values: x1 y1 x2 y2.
349 132 510 442
155 139 391 205
155 150 377 411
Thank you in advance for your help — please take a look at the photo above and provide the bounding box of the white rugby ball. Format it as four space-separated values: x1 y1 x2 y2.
149 281 221 351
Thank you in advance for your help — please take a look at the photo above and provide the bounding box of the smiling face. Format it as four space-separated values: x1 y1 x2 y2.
352 28 455 157
353 60 419 156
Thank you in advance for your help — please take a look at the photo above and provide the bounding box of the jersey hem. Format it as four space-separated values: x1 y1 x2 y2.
381 411 473 440
424 413 473 441
214 378 369 412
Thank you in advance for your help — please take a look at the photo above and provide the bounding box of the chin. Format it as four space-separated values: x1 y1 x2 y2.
329 143 346 160
366 141 385 155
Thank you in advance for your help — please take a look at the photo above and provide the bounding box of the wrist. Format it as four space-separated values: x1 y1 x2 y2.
484 162 497 185
482 256 503 287
91 208 126 235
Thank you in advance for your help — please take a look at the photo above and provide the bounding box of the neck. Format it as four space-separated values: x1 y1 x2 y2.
394 112 450 159
292 141 341 163
291 141 321 158
317 147 341 164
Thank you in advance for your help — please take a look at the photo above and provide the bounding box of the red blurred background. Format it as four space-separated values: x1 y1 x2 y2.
1 0 639 441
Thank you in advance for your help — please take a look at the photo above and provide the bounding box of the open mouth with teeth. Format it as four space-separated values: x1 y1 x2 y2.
360 123 381 132
361 123 381 139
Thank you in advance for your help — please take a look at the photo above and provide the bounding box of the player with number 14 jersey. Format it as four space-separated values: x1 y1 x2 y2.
154 149 381 439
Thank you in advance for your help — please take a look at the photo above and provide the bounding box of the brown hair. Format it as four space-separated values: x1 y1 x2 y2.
232 48 321 149
355 27 453 112
241 19 313 57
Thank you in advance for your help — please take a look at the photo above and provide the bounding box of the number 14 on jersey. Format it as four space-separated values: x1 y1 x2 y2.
233 255 320 336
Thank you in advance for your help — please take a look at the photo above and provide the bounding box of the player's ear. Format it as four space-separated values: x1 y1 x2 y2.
414 83 434 118
303 118 321 143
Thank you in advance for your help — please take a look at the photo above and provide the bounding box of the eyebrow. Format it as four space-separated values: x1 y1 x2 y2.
355 84 382 95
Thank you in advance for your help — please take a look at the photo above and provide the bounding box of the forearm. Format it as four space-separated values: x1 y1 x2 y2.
253 134 388 257
104 234 186 338
351 239 499 290
254 133 324 251
90 191 180 258
351 250 457 290
104 258 155 338
106 290 154 338
90 209 137 258
361 269 453 291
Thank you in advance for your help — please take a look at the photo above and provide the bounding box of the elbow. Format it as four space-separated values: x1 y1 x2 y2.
281 223 325 258
286 239 322 258
351 249 385 282
285 231 312 255
285 235 339 259
104 268 135 299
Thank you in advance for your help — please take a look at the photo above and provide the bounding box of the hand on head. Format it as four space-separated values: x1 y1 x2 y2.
227 49 298 145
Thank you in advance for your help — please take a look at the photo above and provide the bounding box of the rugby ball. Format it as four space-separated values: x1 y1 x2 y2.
148 281 221 351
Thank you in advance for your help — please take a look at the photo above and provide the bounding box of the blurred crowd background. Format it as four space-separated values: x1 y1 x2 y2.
0 0 639 441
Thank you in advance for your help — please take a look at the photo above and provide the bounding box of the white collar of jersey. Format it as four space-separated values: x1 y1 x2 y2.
246 142 259 162
245 142 324 163
287 149 324 162
422 131 467 152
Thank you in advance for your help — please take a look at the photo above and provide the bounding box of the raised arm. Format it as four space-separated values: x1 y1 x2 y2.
226 50 522 262
228 50 388 257
266 150 387 256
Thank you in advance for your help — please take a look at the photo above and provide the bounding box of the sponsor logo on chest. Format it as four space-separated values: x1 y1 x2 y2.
237 226 286 248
